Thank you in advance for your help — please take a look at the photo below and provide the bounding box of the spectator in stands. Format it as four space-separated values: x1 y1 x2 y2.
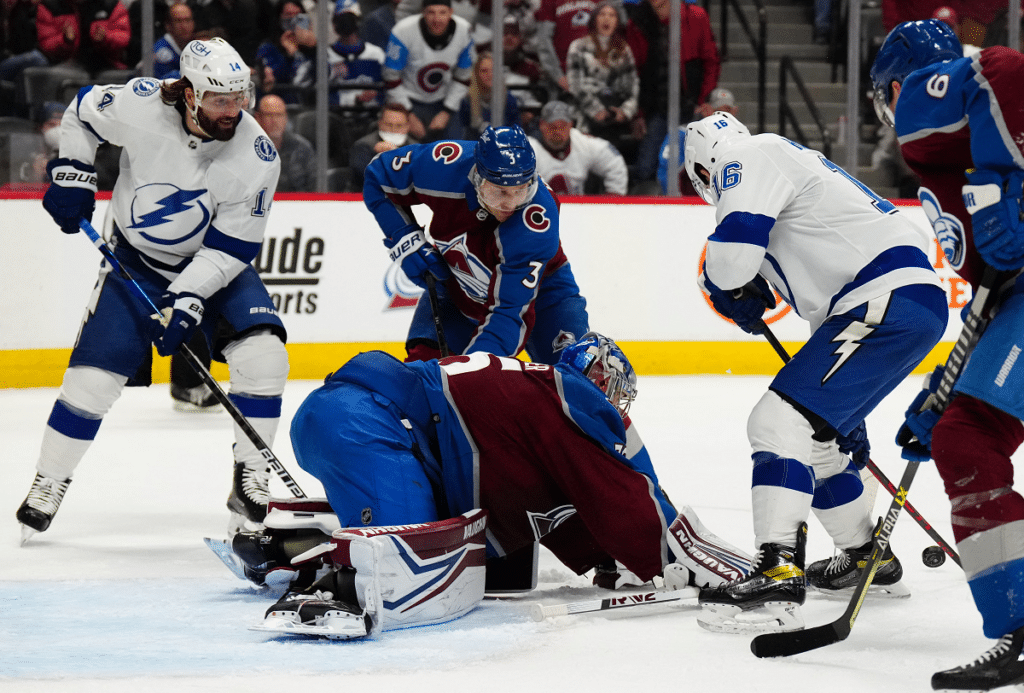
254 94 316 192
0 0 50 116
328 0 386 109
880 0 1003 47
36 0 132 75
361 0 401 50
151 2 194 79
529 99 627 195
535 0 595 95
566 0 638 157
190 0 263 64
255 0 316 104
395 0 477 25
626 0 719 185
456 51 520 138
657 86 736 195
383 0 474 142
349 101 419 188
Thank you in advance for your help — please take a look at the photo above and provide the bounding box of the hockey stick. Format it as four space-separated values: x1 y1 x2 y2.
423 273 450 357
79 219 306 499
751 268 1000 658
529 586 699 621
760 326 961 568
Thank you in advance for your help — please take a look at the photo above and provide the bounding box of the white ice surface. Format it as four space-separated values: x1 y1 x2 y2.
0 375 1003 692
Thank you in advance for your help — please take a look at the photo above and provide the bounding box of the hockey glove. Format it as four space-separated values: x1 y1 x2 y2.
155 292 204 357
836 420 870 470
963 169 1024 270
42 158 98 234
894 365 945 462
704 273 776 334
385 226 451 291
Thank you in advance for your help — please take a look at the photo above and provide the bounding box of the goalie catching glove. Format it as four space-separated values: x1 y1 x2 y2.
253 509 488 640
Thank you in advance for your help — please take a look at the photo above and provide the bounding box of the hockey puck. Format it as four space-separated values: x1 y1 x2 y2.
922 545 946 568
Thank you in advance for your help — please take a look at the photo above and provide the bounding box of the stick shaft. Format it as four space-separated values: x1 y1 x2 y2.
424 273 450 358
530 587 699 621
79 219 306 498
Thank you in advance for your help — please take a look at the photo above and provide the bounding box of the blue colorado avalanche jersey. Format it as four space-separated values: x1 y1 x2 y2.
363 140 569 357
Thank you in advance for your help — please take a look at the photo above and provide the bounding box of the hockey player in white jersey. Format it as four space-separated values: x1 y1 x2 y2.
529 100 628 196
16 38 289 543
383 0 474 141
684 112 947 633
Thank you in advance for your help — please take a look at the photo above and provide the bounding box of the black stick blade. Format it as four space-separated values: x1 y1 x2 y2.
750 622 850 658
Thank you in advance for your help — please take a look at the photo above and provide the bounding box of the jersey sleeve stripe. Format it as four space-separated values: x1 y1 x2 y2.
710 211 774 248
203 224 262 264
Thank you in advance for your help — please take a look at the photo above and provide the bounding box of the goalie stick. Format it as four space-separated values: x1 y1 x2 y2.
530 586 699 621
751 267 999 658
79 218 306 499
761 327 961 568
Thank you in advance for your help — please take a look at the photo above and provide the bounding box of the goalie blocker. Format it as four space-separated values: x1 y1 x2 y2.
254 509 488 639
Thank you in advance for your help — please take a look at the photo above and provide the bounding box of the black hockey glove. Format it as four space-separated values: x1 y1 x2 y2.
704 274 776 334
155 292 204 357
42 158 98 234
836 420 870 470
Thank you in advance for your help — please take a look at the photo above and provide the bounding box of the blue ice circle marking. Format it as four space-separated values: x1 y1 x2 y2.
255 136 277 162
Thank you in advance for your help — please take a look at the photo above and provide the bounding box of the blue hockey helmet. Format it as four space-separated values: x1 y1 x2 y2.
474 125 536 186
870 19 962 127
559 332 637 419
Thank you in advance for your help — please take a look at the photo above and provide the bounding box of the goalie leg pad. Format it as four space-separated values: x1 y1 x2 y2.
329 509 488 634
666 506 752 588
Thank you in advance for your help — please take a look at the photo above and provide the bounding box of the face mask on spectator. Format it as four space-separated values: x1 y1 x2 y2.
380 130 408 146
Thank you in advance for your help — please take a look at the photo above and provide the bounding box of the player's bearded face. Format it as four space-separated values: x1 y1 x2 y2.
196 90 248 141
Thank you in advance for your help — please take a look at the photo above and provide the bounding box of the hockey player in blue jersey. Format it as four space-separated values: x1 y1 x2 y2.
871 20 1024 691
363 124 589 365
684 112 948 634
16 38 290 543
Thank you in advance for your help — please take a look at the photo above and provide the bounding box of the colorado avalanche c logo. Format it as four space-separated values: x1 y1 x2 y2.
127 183 211 245
522 204 550 232
919 186 965 270
254 135 277 162
432 142 462 164
417 62 451 93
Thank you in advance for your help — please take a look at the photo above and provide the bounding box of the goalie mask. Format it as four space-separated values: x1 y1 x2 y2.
179 38 253 139
559 332 637 419
684 112 751 206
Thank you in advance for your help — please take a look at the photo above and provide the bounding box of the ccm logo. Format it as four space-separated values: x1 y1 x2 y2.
55 171 97 185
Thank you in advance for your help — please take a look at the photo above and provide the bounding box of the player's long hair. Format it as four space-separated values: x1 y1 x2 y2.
160 77 192 108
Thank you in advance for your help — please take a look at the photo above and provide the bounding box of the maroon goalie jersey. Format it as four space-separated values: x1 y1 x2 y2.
424 353 676 580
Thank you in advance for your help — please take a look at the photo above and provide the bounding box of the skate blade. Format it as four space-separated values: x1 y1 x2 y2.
227 512 264 537
203 537 252 582
811 580 911 600
19 524 38 546
697 600 804 634
172 400 221 414
251 613 369 640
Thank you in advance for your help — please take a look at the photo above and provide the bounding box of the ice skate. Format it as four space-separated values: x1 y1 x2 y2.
16 473 71 545
932 625 1024 691
252 568 371 640
806 541 910 599
226 461 269 527
171 383 220 413
697 523 807 634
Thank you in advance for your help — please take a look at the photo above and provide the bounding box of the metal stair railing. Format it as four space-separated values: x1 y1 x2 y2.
778 55 833 158
713 0 768 133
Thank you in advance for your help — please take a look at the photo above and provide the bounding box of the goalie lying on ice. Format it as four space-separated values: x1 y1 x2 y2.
237 334 751 638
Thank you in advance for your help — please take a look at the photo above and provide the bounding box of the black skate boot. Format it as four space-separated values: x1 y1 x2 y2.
258 567 372 640
227 462 269 526
932 625 1024 691
231 528 332 585
806 540 909 598
697 522 807 633
16 473 71 543
170 383 219 413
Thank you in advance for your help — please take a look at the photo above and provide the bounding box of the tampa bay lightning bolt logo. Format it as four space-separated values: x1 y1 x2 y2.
127 183 211 245
918 186 966 270
254 135 277 162
132 78 160 97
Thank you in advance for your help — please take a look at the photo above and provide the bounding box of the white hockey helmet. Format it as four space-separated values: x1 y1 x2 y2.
179 38 252 120
684 111 751 205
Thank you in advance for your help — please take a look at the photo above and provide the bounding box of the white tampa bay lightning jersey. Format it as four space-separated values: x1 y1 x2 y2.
383 14 474 110
58 77 281 299
528 129 628 195
703 134 940 331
